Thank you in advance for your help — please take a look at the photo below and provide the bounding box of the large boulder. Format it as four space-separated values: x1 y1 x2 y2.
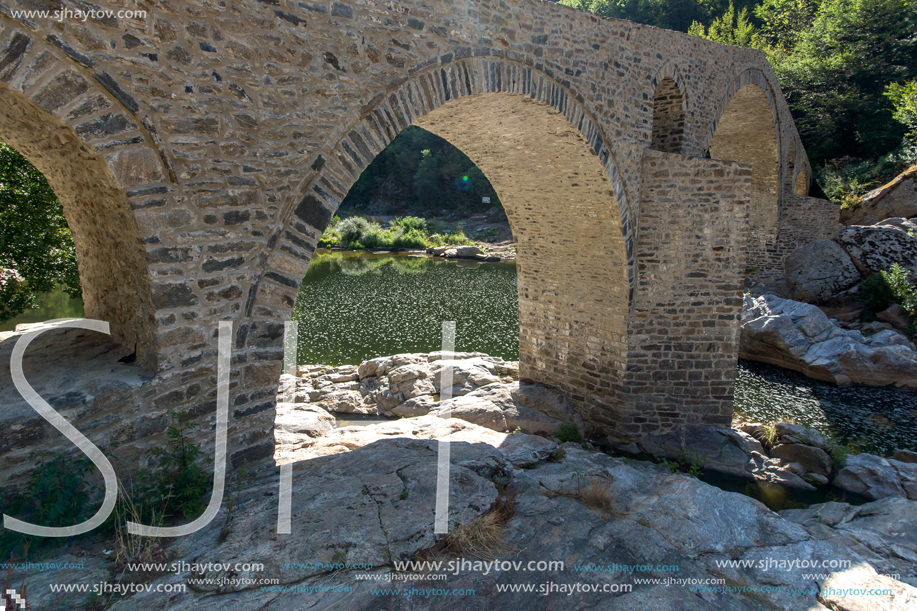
770 443 833 477
784 239 862 303
840 166 917 225
741 294 917 386
833 454 907 500
274 402 336 454
430 381 574 435
836 223 917 278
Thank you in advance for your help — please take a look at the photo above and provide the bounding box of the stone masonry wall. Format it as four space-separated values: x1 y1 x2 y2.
619 150 751 438
747 194 842 285
0 0 814 479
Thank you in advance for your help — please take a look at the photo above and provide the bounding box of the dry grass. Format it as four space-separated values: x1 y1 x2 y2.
434 489 517 560
111 481 165 573
543 475 626 519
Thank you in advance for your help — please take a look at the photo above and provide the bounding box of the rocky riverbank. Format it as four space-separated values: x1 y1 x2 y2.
7 350 917 609
19 399 917 609
741 293 917 388
277 352 916 500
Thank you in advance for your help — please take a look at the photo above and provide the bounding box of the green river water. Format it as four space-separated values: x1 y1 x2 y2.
293 250 917 457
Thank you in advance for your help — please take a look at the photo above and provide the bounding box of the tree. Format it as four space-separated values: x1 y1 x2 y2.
886 79 917 144
774 0 917 165
0 141 80 323
688 2 761 46
339 126 501 216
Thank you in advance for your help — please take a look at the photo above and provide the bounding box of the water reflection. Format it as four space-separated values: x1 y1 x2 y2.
0 285 84 332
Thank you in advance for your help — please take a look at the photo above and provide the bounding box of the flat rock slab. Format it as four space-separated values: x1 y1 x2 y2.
100 441 917 611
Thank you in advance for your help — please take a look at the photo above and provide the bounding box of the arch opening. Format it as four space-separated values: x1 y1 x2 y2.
709 83 780 250
650 77 686 154
265 87 631 441
793 170 808 196
0 82 155 368
0 139 83 328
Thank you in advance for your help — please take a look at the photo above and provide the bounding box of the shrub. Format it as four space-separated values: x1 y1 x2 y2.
0 453 95 559
392 228 428 249
318 229 341 248
555 423 582 443
858 263 917 320
359 225 393 249
440 231 474 246
337 216 374 246
394 216 428 234
859 273 897 312
132 411 212 524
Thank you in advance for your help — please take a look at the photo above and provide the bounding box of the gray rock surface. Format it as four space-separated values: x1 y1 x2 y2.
784 239 862 303
430 381 576 435
770 443 833 477
94 424 916 611
781 497 917 589
289 353 565 436
836 223 917 278
741 294 917 386
833 454 909 500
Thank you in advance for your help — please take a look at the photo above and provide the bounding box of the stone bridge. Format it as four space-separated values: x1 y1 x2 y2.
0 0 839 479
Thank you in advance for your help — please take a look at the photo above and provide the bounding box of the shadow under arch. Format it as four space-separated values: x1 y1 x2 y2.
0 82 155 368
704 69 781 253
257 59 633 421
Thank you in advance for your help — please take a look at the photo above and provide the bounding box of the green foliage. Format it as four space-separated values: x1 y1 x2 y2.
886 79 917 144
556 422 583 443
392 228 428 249
318 229 341 247
132 411 212 524
816 152 915 206
0 453 95 559
658 457 682 474
680 0 917 191
0 141 81 323
393 216 428 234
688 2 760 46
774 0 917 166
337 216 374 246
825 436 868 468
858 263 917 321
559 0 759 32
761 422 779 448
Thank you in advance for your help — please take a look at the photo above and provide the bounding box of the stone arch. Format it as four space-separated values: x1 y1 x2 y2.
0 74 156 367
705 69 780 249
649 64 687 154
251 58 633 421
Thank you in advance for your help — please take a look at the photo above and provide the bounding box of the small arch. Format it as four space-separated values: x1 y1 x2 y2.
650 77 686 154
794 170 808 196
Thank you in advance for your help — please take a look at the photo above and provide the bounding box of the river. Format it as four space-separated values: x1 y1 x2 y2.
294 250 917 456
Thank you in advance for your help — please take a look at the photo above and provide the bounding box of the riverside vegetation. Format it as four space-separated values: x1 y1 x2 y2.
318 215 475 251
